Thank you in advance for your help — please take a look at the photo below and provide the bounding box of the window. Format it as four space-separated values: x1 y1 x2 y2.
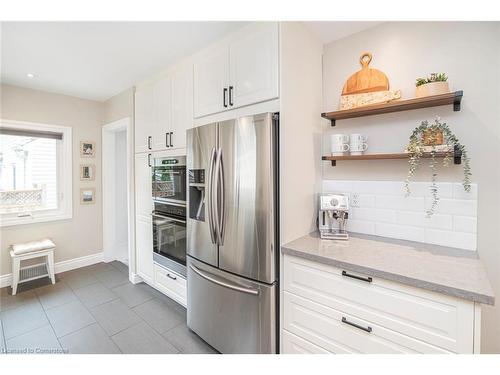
0 120 72 226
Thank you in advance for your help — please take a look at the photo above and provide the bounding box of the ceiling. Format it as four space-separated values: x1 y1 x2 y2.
303 21 383 45
1 21 381 102
0 22 247 102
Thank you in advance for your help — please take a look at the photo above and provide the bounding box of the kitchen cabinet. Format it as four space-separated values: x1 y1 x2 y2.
193 44 229 118
171 65 193 150
228 22 279 109
282 254 481 354
134 153 153 282
135 215 153 283
154 264 187 307
134 84 154 153
152 76 172 151
193 22 279 118
135 64 193 153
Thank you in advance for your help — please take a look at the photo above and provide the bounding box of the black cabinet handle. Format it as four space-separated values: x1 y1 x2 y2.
147 136 152 150
148 154 152 167
167 273 177 280
169 132 173 147
341 317 372 333
223 87 228 108
342 270 372 283
229 85 234 106
165 133 169 148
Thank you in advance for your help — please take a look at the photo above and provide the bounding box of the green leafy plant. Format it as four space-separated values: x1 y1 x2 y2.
405 117 471 217
416 73 448 87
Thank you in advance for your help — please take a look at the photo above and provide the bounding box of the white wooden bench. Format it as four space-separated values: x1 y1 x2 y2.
10 239 56 295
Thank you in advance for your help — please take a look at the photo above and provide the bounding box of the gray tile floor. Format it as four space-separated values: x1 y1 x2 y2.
0 261 217 354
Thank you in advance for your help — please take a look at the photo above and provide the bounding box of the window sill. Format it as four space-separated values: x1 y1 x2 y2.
0 212 73 228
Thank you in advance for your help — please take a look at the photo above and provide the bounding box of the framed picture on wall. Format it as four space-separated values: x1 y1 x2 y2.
80 164 95 181
80 187 96 205
80 141 95 157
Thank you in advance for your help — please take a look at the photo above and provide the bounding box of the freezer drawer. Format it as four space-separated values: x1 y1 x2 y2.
187 256 276 354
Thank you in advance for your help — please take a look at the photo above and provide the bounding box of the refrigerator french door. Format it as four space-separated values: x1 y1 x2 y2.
186 112 278 354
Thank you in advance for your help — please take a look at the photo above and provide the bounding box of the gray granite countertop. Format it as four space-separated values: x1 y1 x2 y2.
282 232 495 305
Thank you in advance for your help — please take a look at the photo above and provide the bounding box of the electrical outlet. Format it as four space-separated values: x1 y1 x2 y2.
351 193 360 208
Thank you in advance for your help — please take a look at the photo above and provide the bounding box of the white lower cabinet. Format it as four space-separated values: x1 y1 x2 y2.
282 330 330 354
154 264 187 307
135 214 153 283
282 255 480 354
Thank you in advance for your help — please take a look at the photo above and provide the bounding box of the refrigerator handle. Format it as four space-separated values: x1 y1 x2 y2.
218 147 226 245
207 147 217 245
189 265 259 296
214 147 224 246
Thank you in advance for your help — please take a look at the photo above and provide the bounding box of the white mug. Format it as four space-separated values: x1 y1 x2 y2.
350 134 367 143
331 134 350 156
331 143 350 156
349 142 368 155
331 134 349 144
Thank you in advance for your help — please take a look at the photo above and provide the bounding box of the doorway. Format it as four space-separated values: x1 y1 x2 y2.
102 117 134 278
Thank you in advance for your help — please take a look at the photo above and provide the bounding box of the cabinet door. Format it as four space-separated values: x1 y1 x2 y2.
193 44 229 118
134 153 152 217
136 214 153 283
135 85 155 153
153 76 172 151
229 22 279 109
171 65 193 149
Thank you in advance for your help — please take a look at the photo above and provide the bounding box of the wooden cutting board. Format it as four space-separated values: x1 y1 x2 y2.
342 52 389 95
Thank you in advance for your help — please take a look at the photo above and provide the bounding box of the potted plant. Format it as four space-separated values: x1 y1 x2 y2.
405 117 471 217
415 73 449 97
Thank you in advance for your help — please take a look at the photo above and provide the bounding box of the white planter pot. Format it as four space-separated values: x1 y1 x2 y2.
415 81 450 98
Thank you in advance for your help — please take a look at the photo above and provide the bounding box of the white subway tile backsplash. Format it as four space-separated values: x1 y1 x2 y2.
430 198 477 217
453 216 477 234
322 180 353 193
375 223 425 243
452 183 478 200
406 182 453 198
347 219 375 235
322 179 478 251
424 229 476 251
357 194 375 208
351 207 396 223
396 211 453 230
375 195 425 211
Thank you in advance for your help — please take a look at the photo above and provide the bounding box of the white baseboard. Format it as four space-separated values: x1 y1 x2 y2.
0 251 104 288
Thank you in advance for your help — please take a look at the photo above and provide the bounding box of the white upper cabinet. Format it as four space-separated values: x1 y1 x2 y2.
229 22 279 109
134 84 154 153
171 65 193 150
135 62 193 153
193 22 279 118
153 76 173 151
193 44 229 118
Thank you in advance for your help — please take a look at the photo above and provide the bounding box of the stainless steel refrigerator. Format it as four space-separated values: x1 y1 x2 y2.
186 112 279 354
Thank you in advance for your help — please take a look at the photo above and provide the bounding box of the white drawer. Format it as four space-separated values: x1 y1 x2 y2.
284 292 451 354
154 264 187 307
282 330 330 354
284 255 474 353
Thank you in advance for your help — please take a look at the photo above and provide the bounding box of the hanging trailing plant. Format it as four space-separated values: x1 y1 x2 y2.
405 117 471 217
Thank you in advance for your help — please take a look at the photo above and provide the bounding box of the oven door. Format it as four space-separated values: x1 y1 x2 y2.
152 165 186 203
152 212 187 274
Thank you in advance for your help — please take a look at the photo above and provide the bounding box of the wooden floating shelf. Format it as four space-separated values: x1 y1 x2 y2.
321 90 463 126
322 149 462 166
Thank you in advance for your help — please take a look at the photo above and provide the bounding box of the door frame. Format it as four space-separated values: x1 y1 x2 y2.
102 117 135 279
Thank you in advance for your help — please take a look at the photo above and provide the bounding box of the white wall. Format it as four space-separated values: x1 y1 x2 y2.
321 22 500 353
114 130 128 259
0 84 103 276
280 22 324 244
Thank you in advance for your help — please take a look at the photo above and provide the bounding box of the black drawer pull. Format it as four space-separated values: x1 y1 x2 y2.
341 317 372 333
342 270 372 283
166 273 177 280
